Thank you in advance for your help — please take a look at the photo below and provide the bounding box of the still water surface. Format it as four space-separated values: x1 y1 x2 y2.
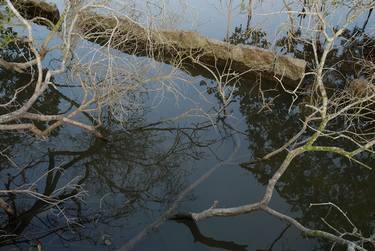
0 1 374 250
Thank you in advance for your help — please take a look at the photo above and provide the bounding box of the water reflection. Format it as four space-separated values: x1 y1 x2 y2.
176 219 248 251
239 83 375 249
227 22 375 88
232 23 375 249
0 4 374 251
0 105 220 249
168 22 375 250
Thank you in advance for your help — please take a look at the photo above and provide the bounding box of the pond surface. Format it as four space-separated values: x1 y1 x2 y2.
0 1 374 251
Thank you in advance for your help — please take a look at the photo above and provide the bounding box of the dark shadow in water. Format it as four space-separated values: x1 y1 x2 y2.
174 219 291 251
362 8 373 32
175 219 248 251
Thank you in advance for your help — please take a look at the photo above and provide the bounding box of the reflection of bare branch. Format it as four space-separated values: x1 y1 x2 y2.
173 1 375 250
119 130 241 251
0 114 218 248
175 219 248 251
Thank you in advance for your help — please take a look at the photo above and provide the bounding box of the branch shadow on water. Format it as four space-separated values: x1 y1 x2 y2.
173 218 291 251
174 218 248 251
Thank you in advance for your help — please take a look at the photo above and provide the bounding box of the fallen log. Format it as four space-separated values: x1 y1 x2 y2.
78 12 307 83
10 0 60 27
7 0 307 84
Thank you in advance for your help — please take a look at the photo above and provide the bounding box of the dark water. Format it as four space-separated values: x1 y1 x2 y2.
0 1 374 250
